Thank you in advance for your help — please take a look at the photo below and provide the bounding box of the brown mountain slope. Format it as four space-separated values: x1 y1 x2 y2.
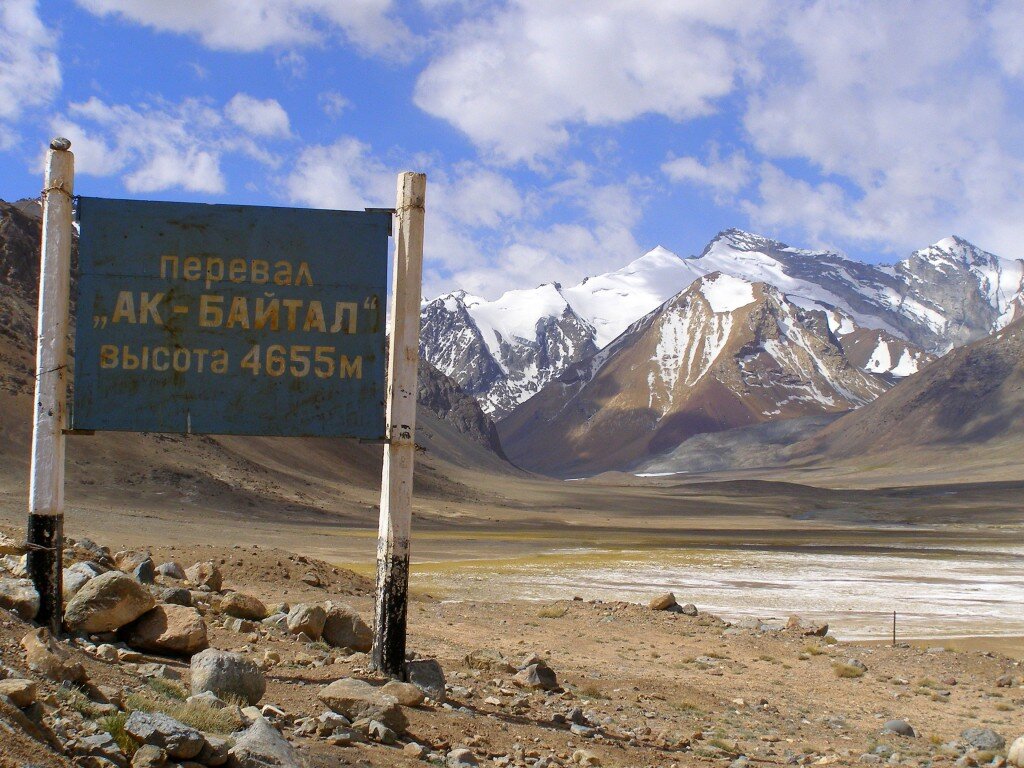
790 316 1024 463
500 273 893 477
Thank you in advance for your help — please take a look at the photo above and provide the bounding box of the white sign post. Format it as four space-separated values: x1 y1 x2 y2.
371 171 426 678
27 138 75 635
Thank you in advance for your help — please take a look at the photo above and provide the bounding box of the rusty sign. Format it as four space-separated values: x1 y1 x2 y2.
71 197 390 437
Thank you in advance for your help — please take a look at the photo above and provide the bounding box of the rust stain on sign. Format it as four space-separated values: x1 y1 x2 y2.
72 197 390 438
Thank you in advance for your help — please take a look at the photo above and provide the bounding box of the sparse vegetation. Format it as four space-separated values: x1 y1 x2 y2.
125 692 243 734
56 686 105 718
538 603 568 619
146 677 187 700
98 712 138 757
832 662 865 678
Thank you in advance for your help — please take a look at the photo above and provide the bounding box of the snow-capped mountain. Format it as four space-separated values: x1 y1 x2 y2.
498 273 899 476
420 230 1022 418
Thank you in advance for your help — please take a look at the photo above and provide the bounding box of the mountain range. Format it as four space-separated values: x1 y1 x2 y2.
421 229 1024 474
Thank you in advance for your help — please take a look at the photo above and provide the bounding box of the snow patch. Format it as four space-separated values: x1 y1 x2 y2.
699 274 756 314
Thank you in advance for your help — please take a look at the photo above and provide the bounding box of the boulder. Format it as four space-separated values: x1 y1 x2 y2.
64 571 156 632
229 715 305 768
124 711 205 760
190 648 265 705
286 603 327 640
648 592 677 611
962 728 1005 751
0 678 37 707
1008 736 1024 768
514 662 558 691
185 561 222 591
222 593 268 621
0 577 39 620
381 680 425 707
407 658 447 703
156 562 186 580
21 627 87 683
124 605 208 655
321 603 371 651
318 678 408 733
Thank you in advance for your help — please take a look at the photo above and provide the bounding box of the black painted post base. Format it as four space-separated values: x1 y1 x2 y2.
26 513 63 636
371 552 410 679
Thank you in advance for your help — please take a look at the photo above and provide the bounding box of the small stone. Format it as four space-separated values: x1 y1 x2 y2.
225 617 256 634
0 678 37 707
21 627 87 683
75 731 128 768
447 748 479 767
155 562 186 580
571 749 601 766
464 649 514 672
115 550 155 583
679 603 699 616
962 728 1005 751
123 604 208 655
368 719 397 744
199 735 229 766
95 643 120 661
382 680 425 707
786 615 829 636
124 711 205 760
996 675 1015 688
287 603 327 640
407 658 447 703
229 715 305 768
321 602 372 651
514 662 558 691
882 720 916 738
222 593 268 621
159 587 192 607
405 742 428 758
131 745 167 768
846 658 868 672
184 561 222 591
648 592 677 611
65 571 156 633
300 573 321 587
0 577 40 620
190 648 265 705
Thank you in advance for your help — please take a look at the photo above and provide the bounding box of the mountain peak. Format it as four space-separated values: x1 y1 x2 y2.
700 228 787 257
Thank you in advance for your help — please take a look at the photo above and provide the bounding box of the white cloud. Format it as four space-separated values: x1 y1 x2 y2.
319 91 350 117
225 94 292 139
73 0 414 58
414 0 774 164
53 95 285 194
0 0 60 142
662 149 751 197
989 0 1024 79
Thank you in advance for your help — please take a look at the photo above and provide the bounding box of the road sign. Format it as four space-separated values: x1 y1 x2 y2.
71 197 391 438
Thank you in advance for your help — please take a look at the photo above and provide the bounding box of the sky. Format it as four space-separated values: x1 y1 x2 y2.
1 0 1023 300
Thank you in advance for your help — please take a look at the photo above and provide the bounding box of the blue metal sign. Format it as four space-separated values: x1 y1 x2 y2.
71 197 390 438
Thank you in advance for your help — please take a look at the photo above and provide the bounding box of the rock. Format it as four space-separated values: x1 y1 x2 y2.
368 719 397 744
0 532 25 556
321 603 371 651
185 561 222 591
382 680 425 707
679 603 699 616
405 742 429 759
286 603 326 640
962 728 1005 751
263 613 288 629
159 586 193 607
156 562 186 580
190 648 265 705
131 744 168 768
75 731 128 768
95 643 120 661
846 658 868 672
407 658 447 702
786 615 829 636
0 677 37 707
199 735 230 767
0 553 27 577
464 649 514 672
882 720 916 738
187 690 227 708
64 561 102 601
21 627 87 683
447 748 478 767
65 570 156 632
229 715 306 768
125 711 205 760
514 662 559 691
996 674 1015 688
571 750 600 766
225 617 256 633
1008 737 1024 767
124 604 208 655
318 678 408 733
0 577 39 620
115 550 155 583
300 572 321 587
648 592 677 611
222 593 268 621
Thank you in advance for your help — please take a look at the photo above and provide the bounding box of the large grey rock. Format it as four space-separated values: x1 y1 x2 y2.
125 711 205 760
321 602 371 651
74 731 128 768
286 604 326 640
318 678 408 733
185 561 222 591
64 570 156 632
407 658 447 703
190 648 265 705
222 593 268 621
124 604 208 655
962 728 1005 751
0 577 39 620
229 715 305 768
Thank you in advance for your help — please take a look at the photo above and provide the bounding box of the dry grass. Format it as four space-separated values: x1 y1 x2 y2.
125 692 243 734
538 604 568 619
55 686 105 718
98 712 138 757
146 677 187 700
832 662 865 679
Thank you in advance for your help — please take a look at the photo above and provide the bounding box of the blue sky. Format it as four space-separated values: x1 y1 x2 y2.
2 0 1023 299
